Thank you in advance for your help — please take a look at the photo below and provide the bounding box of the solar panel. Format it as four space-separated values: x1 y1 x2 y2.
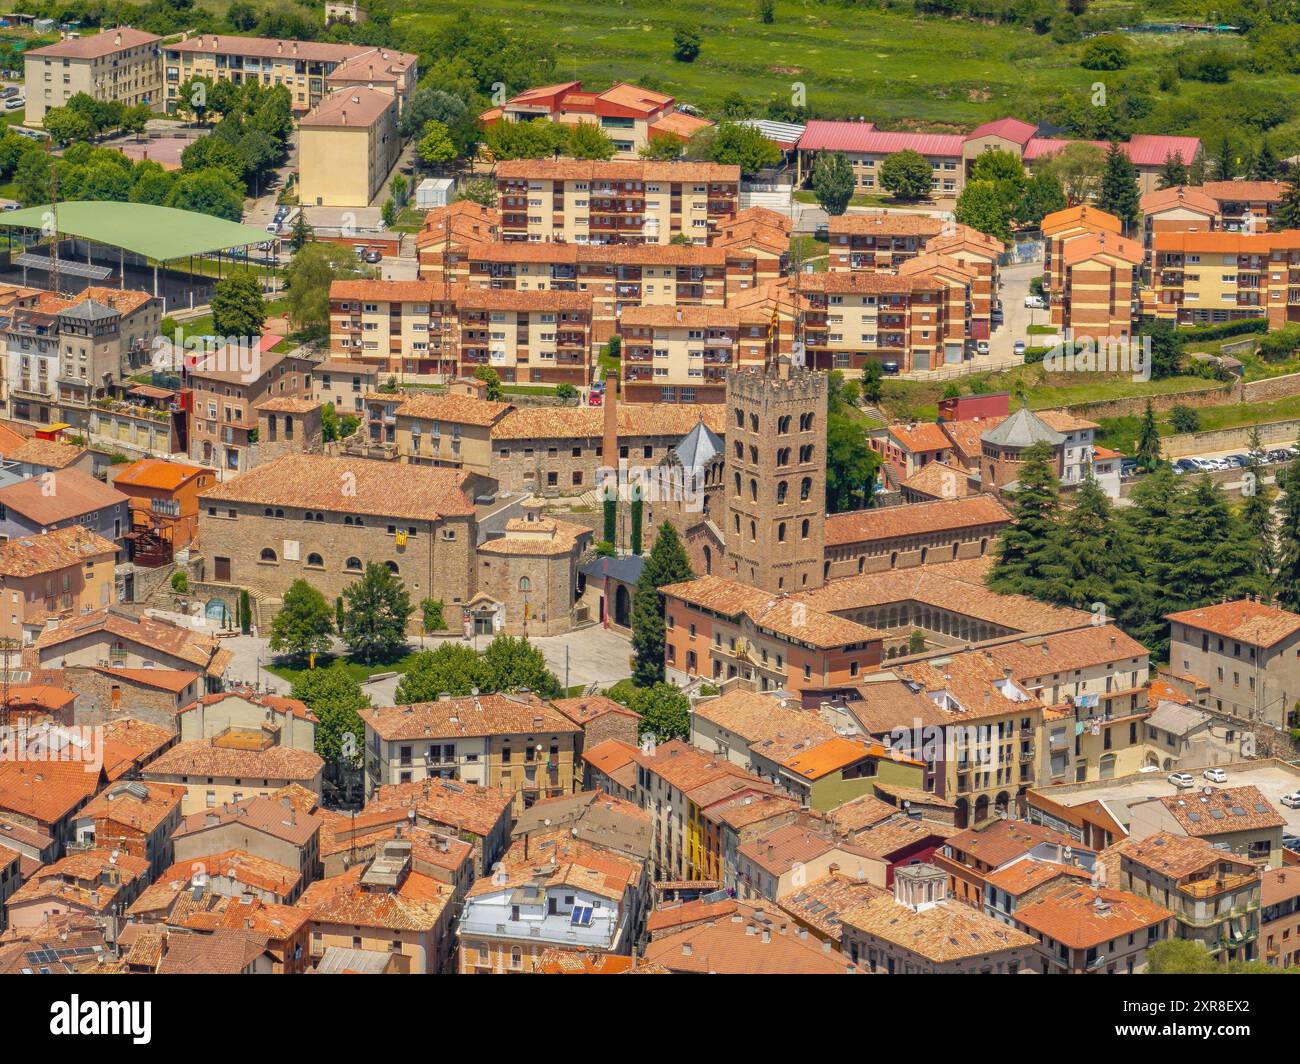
570 905 593 927
13 253 112 280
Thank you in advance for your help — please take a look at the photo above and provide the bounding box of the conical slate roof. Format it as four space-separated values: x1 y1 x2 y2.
672 419 723 472
980 404 1064 448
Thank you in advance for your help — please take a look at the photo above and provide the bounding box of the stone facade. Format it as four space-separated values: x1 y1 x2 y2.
64 665 198 729
724 363 828 594
199 504 477 631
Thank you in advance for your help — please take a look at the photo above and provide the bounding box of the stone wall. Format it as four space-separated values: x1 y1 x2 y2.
1241 371 1300 404
1161 418 1300 459
64 666 187 730
1062 382 1237 421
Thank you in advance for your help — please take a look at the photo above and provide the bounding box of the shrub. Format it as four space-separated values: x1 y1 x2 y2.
1080 34 1130 71
1169 405 1200 434
170 570 189 593
555 382 578 400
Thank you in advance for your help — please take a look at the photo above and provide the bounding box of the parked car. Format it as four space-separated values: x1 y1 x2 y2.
1012 340 1026 356
976 340 990 356
1 86 18 99
1282 793 1300 810
588 389 603 407
1168 772 1195 788
1202 767 1228 783
1024 294 1046 309
364 249 382 264
264 221 279 234
1173 458 1198 475
991 308 1003 324
4 96 24 111
881 361 900 375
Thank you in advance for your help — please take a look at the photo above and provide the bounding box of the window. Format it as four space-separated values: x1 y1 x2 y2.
306 553 324 568
345 556 362 571
385 561 399 574
260 548 277 562
519 576 531 592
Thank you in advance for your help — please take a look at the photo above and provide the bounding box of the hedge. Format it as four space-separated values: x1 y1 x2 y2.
1174 318 1268 346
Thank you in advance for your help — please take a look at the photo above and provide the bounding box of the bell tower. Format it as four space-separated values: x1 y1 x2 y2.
723 360 827 594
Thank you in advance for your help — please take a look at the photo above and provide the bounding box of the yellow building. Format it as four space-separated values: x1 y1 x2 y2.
24 27 163 126
618 305 771 404
297 86 399 208
164 34 416 114
0 526 118 646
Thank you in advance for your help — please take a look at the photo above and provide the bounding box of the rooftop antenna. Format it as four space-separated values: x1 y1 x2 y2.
48 162 60 297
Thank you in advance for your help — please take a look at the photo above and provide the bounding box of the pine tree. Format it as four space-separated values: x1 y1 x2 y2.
1135 399 1161 472
341 563 412 664
1275 459 1300 612
1241 425 1278 593
1098 141 1140 234
1156 151 1188 190
1163 478 1263 639
1274 172 1300 232
988 441 1061 595
1250 138 1281 182
630 522 694 687
1043 475 1155 643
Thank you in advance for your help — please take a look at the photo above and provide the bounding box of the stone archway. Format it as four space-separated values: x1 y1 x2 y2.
973 794 990 824
614 584 631 628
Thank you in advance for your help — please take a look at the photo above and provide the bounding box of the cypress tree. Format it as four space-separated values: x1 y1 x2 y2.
630 522 693 687
1135 399 1161 472
988 441 1061 595
1241 426 1278 593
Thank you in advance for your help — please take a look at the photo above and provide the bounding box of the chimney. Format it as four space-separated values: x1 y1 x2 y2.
601 370 618 489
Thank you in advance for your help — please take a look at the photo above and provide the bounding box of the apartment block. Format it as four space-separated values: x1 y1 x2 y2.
618 305 771 404
828 213 946 271
330 279 457 376
1139 185 1219 276
164 34 416 114
358 694 581 815
800 271 966 374
496 160 740 245
1041 205 1141 339
1151 230 1300 328
456 287 592 387
1202 180 1286 231
297 86 399 208
1165 599 1300 729
482 80 711 158
428 241 732 345
24 27 162 126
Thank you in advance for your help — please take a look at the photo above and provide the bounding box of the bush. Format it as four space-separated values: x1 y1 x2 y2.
1080 34 1130 71
170 570 189 593
672 27 701 62
1174 318 1267 345
1169 405 1200 434
605 678 638 707
555 382 578 400
1256 326 1300 363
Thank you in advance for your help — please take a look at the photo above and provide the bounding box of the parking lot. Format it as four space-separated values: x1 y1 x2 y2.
1168 445 1298 478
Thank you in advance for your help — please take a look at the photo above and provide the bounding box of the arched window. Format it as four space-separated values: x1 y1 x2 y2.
778 415 791 434
800 477 812 501
749 520 757 541
777 522 786 542
733 472 741 495
750 479 758 501
799 444 814 463
776 448 790 467
801 519 810 539
306 552 324 568
260 548 277 562
735 408 744 429
263 507 273 517
345 557 362 571
519 576 531 591
750 413 759 432
776 481 787 504
385 561 399 574
749 445 758 464
274 508 284 519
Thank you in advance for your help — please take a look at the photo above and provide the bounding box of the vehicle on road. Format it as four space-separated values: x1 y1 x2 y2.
364 249 382 264
264 221 279 234
1024 294 1046 309
4 96 24 111
1012 340 1026 356
976 340 989 356
1168 772 1195 788
1282 793 1300 810
1202 767 1228 783
881 360 900 375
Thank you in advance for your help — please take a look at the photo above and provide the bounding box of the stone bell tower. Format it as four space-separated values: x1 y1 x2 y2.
723 360 827 594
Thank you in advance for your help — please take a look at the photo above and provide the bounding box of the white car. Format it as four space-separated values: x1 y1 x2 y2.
1202 767 1228 783
1024 295 1046 310
1281 792 1300 809
976 340 990 356
1168 772 1195 788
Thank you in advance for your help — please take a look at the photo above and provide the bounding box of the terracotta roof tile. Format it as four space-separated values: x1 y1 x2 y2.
143 740 323 782
1014 882 1172 949
1166 600 1300 649
822 495 1010 547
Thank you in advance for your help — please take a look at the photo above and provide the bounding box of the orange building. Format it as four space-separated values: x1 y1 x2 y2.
111 458 215 561
660 574 885 694
1041 205 1141 339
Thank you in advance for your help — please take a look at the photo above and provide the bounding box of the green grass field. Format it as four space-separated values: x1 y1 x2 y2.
390 1 1285 144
